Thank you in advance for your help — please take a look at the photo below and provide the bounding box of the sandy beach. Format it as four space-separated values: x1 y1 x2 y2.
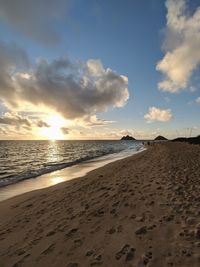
0 142 200 267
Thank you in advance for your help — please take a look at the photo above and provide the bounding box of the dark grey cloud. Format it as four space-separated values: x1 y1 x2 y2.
36 120 50 128
0 42 129 122
0 0 67 45
61 127 69 135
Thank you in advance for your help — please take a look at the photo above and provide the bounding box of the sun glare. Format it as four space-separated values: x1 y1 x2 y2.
40 115 66 140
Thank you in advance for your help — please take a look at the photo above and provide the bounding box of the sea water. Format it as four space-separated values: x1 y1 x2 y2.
0 140 144 188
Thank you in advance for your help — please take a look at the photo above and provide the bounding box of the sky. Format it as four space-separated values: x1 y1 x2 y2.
0 0 200 140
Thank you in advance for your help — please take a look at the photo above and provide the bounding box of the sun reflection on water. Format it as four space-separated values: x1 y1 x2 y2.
47 140 60 162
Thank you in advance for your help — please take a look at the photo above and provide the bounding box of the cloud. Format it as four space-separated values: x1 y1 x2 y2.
189 86 197 92
0 41 129 124
144 107 173 122
0 127 7 135
86 59 105 76
80 115 115 127
196 96 200 104
0 112 50 132
61 127 69 135
36 120 50 128
164 96 170 103
0 41 29 107
120 130 134 136
156 0 200 93
0 112 31 127
0 124 33 139
0 0 67 45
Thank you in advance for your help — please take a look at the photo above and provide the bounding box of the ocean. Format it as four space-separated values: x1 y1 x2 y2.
0 140 144 188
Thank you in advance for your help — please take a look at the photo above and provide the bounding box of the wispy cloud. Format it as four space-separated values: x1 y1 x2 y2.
164 96 170 103
0 0 67 45
0 112 31 128
196 96 200 104
0 112 50 130
144 106 173 122
156 0 200 93
80 115 115 127
61 127 70 135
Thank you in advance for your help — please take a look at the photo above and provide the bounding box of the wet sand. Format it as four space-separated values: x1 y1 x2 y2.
0 142 200 267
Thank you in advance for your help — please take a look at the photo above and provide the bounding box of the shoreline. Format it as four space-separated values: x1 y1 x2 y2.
0 140 144 189
0 142 200 267
0 146 145 202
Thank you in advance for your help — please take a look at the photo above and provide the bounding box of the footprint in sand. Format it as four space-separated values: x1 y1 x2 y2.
46 230 56 236
137 254 150 266
90 254 103 266
67 263 79 267
65 228 78 237
12 253 31 267
74 239 83 248
41 243 55 255
115 244 135 261
135 226 147 235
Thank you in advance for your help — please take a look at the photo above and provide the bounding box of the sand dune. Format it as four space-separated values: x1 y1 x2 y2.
0 142 200 267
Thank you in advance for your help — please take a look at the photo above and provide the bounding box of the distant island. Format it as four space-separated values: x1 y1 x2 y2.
121 135 136 140
154 135 168 141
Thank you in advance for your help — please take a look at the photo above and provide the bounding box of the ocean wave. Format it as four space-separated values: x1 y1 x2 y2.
0 140 143 187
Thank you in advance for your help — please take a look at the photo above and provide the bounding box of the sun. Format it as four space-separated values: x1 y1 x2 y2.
40 115 66 140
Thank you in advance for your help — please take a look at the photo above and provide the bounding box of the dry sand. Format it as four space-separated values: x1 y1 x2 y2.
0 142 200 267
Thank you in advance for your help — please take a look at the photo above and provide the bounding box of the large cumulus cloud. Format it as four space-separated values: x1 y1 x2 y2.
0 41 129 122
156 0 200 93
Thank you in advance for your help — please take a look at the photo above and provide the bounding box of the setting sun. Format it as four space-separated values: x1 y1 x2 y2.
40 115 66 140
